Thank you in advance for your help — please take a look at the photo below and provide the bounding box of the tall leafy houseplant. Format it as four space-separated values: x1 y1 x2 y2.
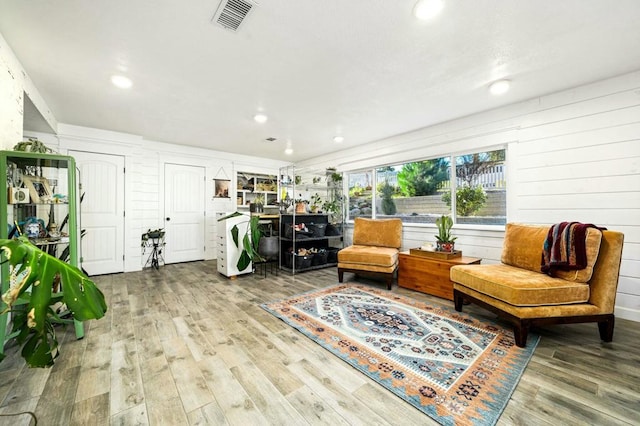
0 237 107 367
217 212 264 271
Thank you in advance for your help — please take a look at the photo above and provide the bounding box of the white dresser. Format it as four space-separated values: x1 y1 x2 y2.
216 212 252 277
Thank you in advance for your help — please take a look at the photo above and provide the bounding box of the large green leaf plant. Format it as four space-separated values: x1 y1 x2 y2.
0 237 107 367
217 212 264 272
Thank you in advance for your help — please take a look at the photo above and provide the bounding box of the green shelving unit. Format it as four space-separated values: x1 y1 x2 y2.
0 150 83 358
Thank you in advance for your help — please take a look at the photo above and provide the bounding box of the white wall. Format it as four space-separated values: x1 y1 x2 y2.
43 124 287 272
0 33 56 148
7 30 638 321
299 71 640 322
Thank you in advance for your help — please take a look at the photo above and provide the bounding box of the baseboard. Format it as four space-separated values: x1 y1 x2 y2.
615 306 640 323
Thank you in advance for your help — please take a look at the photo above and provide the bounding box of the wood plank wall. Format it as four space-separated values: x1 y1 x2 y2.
24 71 640 322
300 71 640 322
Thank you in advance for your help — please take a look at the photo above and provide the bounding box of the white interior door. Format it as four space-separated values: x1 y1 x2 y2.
69 150 125 275
164 163 205 263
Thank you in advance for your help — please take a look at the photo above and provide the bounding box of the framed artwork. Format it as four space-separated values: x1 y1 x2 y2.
24 175 52 203
214 179 230 198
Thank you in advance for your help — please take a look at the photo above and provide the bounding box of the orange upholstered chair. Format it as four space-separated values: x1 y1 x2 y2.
338 217 403 289
451 223 624 347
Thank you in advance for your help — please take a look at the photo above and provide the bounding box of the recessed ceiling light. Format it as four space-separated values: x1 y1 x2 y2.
254 113 268 123
284 147 293 155
333 136 344 143
111 75 132 89
489 79 510 95
413 0 444 20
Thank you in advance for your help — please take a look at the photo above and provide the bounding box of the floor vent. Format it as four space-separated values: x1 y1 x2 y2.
212 0 254 32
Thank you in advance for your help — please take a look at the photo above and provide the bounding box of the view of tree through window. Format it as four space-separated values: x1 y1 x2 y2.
347 149 506 225
446 149 506 224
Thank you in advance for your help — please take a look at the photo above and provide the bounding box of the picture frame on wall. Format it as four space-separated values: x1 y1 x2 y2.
23 175 52 203
214 179 230 198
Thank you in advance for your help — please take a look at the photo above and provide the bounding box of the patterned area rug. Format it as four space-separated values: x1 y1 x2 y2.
262 284 538 426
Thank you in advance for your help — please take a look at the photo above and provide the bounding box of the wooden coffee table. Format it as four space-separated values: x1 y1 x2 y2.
398 251 481 301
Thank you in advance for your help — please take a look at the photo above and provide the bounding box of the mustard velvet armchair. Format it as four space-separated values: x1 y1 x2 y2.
450 223 624 347
338 218 403 289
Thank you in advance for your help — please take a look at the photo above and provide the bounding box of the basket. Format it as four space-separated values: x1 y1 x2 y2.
295 253 314 269
283 252 294 268
311 250 328 266
308 223 327 237
326 247 341 263
325 224 342 236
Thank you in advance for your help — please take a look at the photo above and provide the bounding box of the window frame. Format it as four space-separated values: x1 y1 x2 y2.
344 146 507 230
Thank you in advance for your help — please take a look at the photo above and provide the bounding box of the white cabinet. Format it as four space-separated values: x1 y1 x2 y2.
216 212 252 277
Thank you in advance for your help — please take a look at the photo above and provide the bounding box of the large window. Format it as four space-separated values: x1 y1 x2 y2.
347 148 506 225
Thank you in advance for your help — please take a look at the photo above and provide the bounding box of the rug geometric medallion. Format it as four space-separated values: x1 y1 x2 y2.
261 284 539 426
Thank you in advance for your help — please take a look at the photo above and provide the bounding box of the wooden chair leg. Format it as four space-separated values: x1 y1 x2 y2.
338 269 344 283
513 320 530 348
598 315 615 342
453 290 464 312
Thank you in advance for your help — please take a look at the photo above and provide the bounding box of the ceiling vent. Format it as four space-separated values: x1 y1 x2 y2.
212 0 254 32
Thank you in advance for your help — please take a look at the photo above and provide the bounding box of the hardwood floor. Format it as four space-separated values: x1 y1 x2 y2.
0 260 638 425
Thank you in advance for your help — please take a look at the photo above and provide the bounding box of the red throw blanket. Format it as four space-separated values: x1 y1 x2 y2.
541 222 604 275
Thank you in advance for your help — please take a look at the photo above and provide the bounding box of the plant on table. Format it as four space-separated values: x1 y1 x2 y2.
435 215 457 252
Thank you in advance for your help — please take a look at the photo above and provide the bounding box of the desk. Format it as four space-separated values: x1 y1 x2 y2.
398 251 481 300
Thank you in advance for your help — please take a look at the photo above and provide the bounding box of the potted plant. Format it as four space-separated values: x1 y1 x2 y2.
0 237 107 367
326 168 342 185
294 196 308 214
250 194 265 213
435 215 457 252
309 193 322 213
217 212 264 271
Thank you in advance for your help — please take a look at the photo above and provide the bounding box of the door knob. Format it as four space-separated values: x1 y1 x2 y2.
166 217 171 221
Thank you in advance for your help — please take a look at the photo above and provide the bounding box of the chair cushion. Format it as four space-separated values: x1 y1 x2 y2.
450 264 590 307
501 223 548 272
501 223 603 283
352 217 402 248
337 263 398 274
338 245 399 268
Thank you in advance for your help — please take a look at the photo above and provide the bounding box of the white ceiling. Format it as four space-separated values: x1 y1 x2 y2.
2 0 640 162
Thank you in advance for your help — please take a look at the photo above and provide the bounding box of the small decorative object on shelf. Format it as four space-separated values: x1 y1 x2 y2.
250 194 265 213
435 215 457 252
